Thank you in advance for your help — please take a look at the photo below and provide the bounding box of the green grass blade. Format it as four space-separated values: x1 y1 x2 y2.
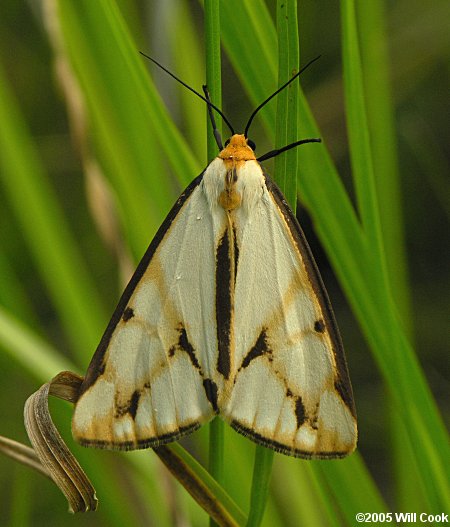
205 0 223 156
356 0 411 329
9 466 31 527
168 443 247 526
220 0 277 134
204 2 226 521
0 58 106 358
273 0 300 207
340 0 388 293
247 447 274 527
169 2 207 162
0 248 37 325
315 454 388 522
341 0 449 511
56 0 202 256
0 307 76 377
356 0 416 510
272 461 340 527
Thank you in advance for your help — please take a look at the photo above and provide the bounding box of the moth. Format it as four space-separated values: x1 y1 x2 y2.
72 56 357 459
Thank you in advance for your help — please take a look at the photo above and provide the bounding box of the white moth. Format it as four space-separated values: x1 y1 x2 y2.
72 59 357 459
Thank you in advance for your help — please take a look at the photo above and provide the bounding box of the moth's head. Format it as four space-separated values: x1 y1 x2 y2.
219 134 256 162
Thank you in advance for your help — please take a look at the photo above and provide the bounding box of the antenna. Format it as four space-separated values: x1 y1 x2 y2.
244 55 321 138
202 85 224 150
257 138 321 162
139 52 235 137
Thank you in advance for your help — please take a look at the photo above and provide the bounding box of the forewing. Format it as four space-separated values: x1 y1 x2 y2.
222 178 357 458
72 176 218 449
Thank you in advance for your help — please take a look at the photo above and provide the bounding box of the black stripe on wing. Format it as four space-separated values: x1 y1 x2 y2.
263 172 356 419
80 173 205 396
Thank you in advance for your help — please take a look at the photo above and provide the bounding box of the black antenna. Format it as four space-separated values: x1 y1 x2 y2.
202 85 223 150
257 138 321 162
244 55 321 138
139 52 235 137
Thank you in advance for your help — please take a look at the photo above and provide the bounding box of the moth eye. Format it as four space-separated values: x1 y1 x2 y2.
224 138 230 146
247 139 256 151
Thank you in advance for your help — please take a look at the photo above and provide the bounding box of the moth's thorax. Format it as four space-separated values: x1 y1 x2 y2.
218 134 256 166
203 135 263 213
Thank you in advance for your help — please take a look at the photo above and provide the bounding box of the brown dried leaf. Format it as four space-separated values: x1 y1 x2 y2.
15 370 243 522
24 371 97 513
154 446 240 527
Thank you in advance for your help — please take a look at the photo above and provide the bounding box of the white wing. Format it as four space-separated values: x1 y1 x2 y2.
220 171 357 458
73 138 356 458
72 175 222 449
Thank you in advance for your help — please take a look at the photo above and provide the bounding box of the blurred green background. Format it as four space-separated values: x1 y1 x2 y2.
0 1 448 526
